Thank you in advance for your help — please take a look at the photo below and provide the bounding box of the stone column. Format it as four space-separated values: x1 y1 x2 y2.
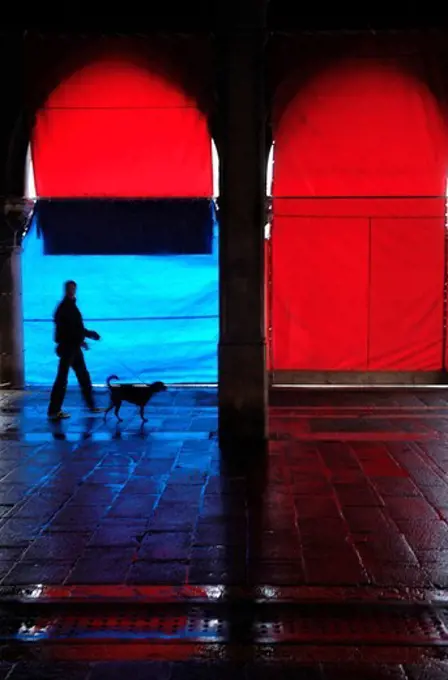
0 33 27 389
0 214 24 388
217 3 268 448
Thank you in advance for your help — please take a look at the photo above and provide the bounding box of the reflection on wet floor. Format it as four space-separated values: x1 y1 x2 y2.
1 387 448 675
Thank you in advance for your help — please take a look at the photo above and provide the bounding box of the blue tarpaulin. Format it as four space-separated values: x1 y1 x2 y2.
22 208 219 386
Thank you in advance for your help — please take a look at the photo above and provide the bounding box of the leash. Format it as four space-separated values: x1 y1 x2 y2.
90 335 151 386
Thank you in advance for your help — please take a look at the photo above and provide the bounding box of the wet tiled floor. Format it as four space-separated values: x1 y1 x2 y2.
0 659 446 679
1 387 448 589
1 386 448 676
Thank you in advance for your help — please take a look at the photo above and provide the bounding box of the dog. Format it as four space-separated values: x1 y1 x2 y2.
105 375 167 422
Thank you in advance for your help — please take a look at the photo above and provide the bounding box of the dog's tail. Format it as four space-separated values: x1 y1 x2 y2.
106 375 120 389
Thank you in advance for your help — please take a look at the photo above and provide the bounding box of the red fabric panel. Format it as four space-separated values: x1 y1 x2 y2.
33 107 212 198
273 61 448 198
32 59 212 198
272 59 448 373
369 217 445 370
272 216 369 370
43 59 194 109
273 197 444 219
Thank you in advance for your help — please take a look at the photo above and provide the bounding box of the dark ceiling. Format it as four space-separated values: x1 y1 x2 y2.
1 3 446 34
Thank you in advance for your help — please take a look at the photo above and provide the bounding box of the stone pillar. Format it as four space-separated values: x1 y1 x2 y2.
0 31 27 389
217 5 268 448
0 228 24 388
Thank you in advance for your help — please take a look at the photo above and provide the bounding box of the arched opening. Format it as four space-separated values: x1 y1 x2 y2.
22 56 219 386
270 59 448 382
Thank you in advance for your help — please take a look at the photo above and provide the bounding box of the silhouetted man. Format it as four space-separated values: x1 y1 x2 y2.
48 280 101 420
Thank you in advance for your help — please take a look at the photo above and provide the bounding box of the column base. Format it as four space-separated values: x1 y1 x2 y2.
218 341 268 453
0 353 23 389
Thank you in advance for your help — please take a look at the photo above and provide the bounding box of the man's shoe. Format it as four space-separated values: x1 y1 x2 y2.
48 411 71 421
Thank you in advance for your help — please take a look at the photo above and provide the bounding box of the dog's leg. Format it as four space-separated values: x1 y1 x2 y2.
114 400 123 422
139 405 148 422
104 402 114 420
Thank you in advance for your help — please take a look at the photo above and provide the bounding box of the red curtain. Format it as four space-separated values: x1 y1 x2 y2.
32 58 212 198
369 215 445 370
272 60 448 373
272 213 369 370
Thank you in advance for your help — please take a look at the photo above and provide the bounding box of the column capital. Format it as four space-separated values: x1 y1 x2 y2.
0 198 35 250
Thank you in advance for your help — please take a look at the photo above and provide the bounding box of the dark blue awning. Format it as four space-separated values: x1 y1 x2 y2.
34 198 215 255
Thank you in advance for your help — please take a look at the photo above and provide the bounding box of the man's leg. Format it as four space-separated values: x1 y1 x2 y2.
48 355 71 416
72 349 95 410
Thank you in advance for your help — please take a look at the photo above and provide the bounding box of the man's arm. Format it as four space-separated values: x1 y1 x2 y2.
79 307 100 341
84 329 100 341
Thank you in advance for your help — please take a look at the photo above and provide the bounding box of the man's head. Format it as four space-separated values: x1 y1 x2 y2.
64 280 77 300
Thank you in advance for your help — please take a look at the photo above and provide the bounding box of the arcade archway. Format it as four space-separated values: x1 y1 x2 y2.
22 56 219 386
269 59 448 383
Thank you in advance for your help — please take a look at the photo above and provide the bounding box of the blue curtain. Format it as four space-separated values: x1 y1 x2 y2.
22 206 219 385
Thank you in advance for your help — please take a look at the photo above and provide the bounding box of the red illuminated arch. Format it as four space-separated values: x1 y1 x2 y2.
271 60 448 374
31 57 213 198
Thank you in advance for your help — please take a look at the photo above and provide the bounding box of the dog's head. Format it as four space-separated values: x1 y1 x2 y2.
151 381 167 394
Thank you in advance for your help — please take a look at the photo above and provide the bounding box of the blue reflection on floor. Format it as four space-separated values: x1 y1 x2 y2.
22 215 219 386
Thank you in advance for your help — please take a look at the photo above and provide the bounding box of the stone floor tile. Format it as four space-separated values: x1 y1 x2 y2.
65 547 136 584
126 559 188 584
2 560 74 585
